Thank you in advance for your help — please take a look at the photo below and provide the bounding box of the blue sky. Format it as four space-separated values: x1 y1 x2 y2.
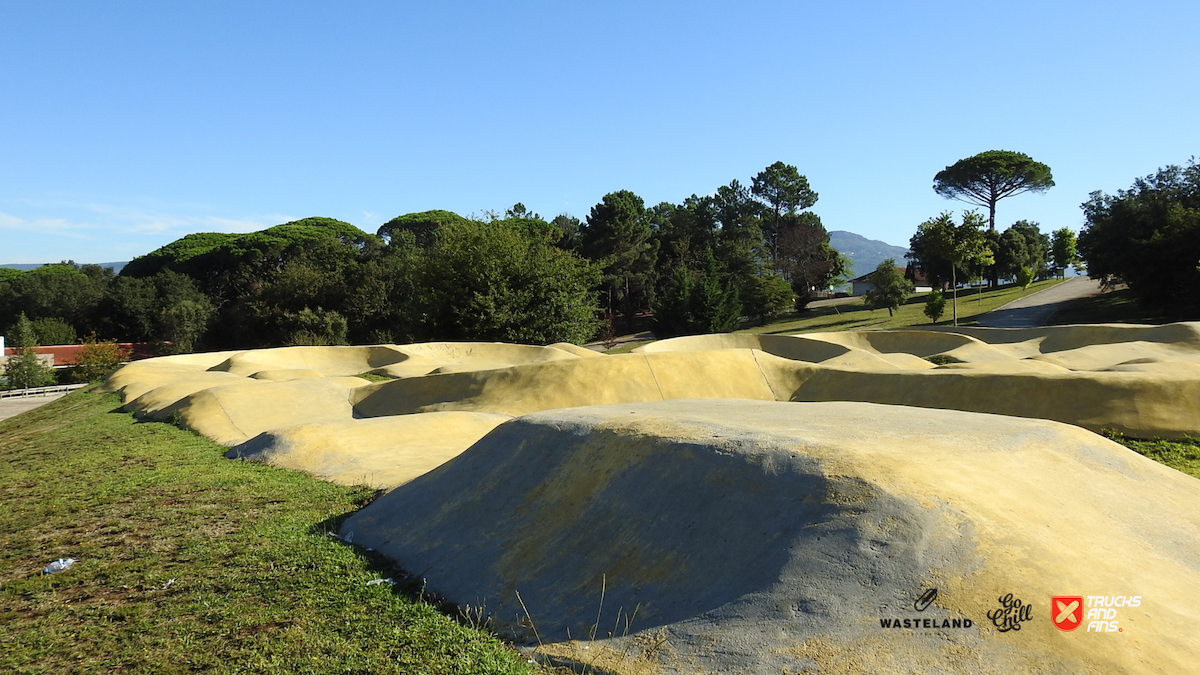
2 1 1197 264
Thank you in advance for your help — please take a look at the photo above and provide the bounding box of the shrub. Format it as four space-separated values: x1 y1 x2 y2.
924 290 947 323
72 333 131 383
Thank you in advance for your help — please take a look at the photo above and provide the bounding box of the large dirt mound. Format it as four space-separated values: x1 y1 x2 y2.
342 399 1200 675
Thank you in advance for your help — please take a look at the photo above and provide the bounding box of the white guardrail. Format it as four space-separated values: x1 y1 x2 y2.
0 383 88 399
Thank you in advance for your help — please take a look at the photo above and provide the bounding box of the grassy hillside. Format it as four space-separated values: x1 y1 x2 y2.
0 390 537 675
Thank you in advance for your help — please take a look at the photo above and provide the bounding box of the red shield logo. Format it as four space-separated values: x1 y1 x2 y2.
1052 596 1084 631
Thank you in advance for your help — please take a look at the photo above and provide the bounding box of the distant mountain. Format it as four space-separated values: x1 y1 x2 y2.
828 231 908 282
0 261 127 273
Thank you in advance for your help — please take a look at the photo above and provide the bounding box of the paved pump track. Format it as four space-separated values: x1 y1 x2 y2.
94 324 1200 674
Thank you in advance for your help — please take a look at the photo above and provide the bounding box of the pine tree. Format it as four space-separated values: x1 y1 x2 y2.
4 312 55 389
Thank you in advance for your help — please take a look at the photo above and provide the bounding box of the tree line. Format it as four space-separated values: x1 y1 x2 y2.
1079 157 1200 317
870 149 1195 325
0 162 848 351
5 153 1192 359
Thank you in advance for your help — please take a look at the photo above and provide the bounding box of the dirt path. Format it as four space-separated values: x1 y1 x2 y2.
975 277 1104 328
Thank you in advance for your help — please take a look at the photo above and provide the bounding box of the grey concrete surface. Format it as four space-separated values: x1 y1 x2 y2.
0 392 70 422
974 276 1103 327
340 398 1200 673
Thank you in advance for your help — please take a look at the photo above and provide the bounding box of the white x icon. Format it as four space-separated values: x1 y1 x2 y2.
1056 599 1080 623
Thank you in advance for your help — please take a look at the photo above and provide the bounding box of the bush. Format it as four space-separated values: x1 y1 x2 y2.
281 308 349 346
419 219 602 344
1080 159 1200 316
741 274 794 325
29 317 76 346
1016 267 1035 290
71 334 132 383
924 290 947 323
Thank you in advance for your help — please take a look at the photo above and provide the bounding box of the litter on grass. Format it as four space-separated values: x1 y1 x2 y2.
366 578 396 586
42 558 76 574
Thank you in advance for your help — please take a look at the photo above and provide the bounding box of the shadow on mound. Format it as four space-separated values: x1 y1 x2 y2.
342 402 974 664
341 399 1200 674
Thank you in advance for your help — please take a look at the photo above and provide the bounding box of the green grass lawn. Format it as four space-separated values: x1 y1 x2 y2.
0 389 537 675
740 278 1067 336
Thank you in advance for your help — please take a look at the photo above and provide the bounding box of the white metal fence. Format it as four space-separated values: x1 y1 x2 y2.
0 383 87 399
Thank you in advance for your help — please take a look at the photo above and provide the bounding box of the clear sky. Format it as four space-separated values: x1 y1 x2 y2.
2 1 1197 264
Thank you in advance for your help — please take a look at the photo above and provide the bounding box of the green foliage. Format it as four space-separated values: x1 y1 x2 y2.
100 270 214 348
279 307 350 346
582 190 658 331
909 211 994 325
741 273 794 324
776 212 845 309
420 219 602 344
120 232 240 279
158 299 214 353
504 202 540 220
752 161 818 260
863 258 914 316
1016 266 1035 289
102 275 158 339
1079 159 1200 316
550 213 583 251
1011 220 1050 276
3 313 55 389
342 245 422 344
995 227 1028 279
933 150 1055 231
377 209 470 247
752 161 818 213
71 334 131 382
653 255 743 337
29 317 76 346
123 218 374 308
1050 227 1080 278
0 262 108 334
923 289 947 323
734 278 1066 336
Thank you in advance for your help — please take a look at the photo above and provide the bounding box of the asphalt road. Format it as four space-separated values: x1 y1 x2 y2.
0 391 71 422
974 277 1104 328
